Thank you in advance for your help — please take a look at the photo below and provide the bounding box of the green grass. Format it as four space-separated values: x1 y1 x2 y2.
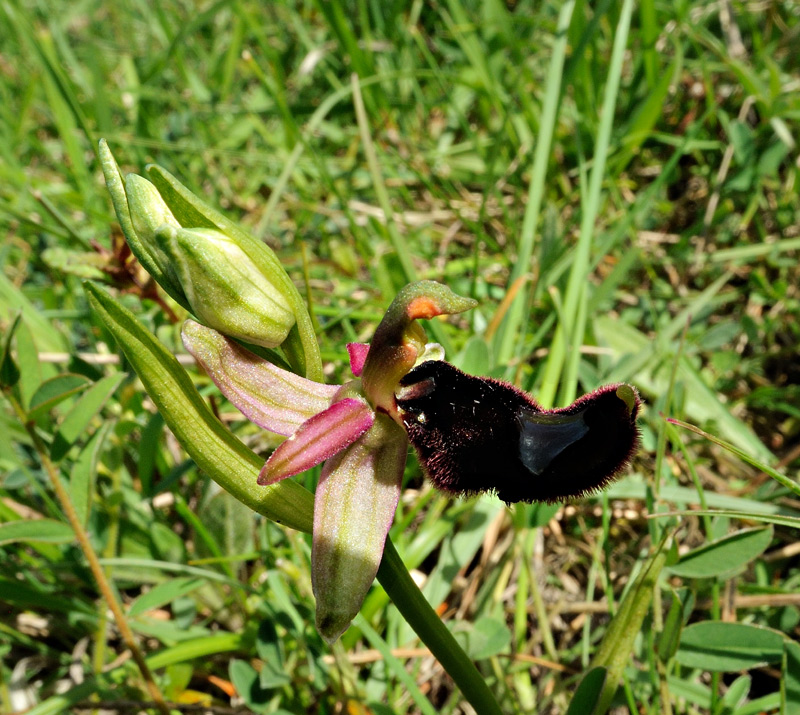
2 1 800 713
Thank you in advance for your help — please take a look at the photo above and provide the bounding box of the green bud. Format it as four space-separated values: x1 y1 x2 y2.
123 173 295 346
159 226 295 348
98 139 323 379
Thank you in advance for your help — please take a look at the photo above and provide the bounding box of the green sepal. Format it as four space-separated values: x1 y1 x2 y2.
84 282 314 533
157 225 295 348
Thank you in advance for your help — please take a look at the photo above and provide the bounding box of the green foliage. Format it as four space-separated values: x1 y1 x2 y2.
1 0 799 713
667 526 773 579
676 623 785 672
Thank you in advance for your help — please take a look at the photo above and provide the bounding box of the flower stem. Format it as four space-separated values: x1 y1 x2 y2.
377 537 503 715
4 391 171 715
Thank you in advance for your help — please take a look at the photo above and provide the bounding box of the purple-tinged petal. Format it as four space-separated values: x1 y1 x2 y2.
182 320 337 436
258 398 375 485
347 343 370 377
311 415 407 643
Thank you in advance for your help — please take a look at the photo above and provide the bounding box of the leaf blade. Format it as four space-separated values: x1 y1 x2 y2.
84 282 314 534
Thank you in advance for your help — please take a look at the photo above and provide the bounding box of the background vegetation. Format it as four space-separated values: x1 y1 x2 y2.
1 0 799 713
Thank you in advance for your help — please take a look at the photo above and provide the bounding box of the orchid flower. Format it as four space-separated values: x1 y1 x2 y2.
182 281 476 642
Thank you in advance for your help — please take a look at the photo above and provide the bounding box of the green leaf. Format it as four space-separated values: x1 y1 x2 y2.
41 247 107 280
757 141 789 177
667 526 773 579
616 54 679 170
70 420 113 525
0 518 74 545
720 674 751 710
784 640 800 714
676 622 784 671
590 538 668 714
50 373 125 461
466 617 511 660
146 631 252 670
0 312 21 388
16 681 99 715
255 620 291 689
669 419 798 497
729 120 755 165
456 335 490 375
606 483 795 520
15 318 42 409
0 578 93 615
84 282 314 533
28 374 92 420
522 502 561 529
657 599 682 665
138 411 164 496
164 662 193 701
229 659 272 713
197 487 254 558
595 315 775 464
566 666 606 715
421 499 502 613
0 266 66 353
128 577 206 617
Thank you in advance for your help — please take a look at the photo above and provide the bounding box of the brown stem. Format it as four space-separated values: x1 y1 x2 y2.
6 392 171 715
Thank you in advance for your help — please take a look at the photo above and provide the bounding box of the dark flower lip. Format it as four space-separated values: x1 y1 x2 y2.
396 360 641 504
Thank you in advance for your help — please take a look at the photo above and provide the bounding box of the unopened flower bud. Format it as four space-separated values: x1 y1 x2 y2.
98 139 323 379
159 226 295 347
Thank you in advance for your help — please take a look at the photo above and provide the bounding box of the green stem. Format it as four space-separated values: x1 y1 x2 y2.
377 538 503 715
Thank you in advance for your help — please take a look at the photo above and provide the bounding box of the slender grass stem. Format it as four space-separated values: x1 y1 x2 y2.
526 529 557 662
538 0 635 407
351 73 454 353
351 73 418 284
494 0 575 368
3 391 171 715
